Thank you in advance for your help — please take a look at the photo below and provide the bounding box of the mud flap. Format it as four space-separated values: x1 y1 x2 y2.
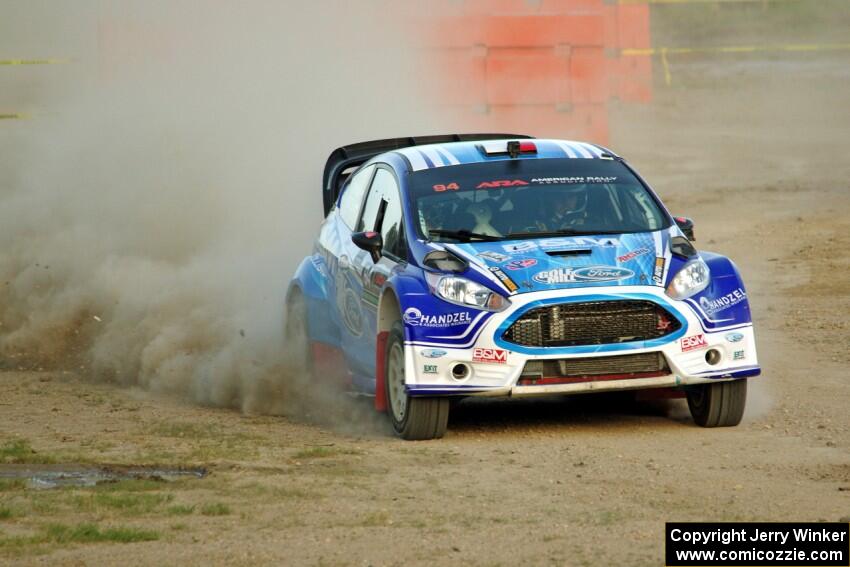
374 331 389 412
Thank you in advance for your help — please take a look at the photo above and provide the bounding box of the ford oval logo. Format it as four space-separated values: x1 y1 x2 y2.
725 332 745 343
572 266 634 282
421 349 447 359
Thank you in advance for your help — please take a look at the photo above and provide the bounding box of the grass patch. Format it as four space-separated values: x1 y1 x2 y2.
0 439 55 464
166 504 195 516
292 446 363 460
45 523 159 544
0 506 14 520
89 492 173 514
0 479 26 492
200 502 230 516
92 479 167 492
359 511 391 527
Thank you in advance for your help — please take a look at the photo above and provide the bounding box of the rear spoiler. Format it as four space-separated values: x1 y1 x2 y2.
322 133 533 216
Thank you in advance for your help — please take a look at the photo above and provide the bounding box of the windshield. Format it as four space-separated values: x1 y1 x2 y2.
409 158 669 242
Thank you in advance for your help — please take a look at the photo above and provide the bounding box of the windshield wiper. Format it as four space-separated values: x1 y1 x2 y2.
505 228 625 240
428 229 502 242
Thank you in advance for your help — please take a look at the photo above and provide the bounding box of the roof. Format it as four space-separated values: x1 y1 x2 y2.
392 139 613 172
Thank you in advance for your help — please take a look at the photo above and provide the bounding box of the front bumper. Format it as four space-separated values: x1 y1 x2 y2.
404 286 760 397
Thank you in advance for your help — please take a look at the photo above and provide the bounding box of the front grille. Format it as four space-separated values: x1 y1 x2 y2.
519 352 669 385
503 300 680 347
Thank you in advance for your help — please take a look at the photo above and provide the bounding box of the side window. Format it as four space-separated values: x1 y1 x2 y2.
380 185 405 259
357 170 386 233
338 165 375 229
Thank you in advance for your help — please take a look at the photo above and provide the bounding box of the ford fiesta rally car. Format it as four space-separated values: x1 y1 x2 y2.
286 134 760 440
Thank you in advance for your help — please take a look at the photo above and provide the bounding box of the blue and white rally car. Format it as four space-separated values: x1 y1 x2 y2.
286 134 760 439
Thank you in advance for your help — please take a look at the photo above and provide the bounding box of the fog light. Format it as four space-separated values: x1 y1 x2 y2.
705 349 722 366
451 363 470 380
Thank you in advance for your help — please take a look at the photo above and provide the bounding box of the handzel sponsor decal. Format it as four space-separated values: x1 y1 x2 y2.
532 266 634 284
473 348 508 364
681 334 707 352
699 288 747 315
489 267 519 292
617 247 650 263
403 307 472 328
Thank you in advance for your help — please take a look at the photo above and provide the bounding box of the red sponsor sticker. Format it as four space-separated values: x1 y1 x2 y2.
473 348 508 364
681 334 707 352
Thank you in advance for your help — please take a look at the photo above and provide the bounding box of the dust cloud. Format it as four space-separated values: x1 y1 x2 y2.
0 1 443 415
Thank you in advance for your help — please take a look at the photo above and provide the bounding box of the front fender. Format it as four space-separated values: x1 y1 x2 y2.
684 251 753 330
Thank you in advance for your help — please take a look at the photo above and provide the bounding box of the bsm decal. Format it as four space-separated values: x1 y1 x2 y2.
473 348 508 364
681 334 707 352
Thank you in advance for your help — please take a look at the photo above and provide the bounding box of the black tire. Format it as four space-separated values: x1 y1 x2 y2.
284 289 312 375
687 379 747 427
385 321 449 440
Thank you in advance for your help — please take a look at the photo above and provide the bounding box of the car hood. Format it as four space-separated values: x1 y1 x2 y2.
445 230 675 294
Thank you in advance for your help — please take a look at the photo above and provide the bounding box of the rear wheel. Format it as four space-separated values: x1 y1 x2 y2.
687 379 747 427
385 321 449 440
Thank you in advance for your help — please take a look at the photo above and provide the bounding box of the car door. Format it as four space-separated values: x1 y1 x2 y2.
321 164 375 364
344 167 407 389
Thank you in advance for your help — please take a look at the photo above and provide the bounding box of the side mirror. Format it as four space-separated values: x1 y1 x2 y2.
352 231 383 263
674 216 695 241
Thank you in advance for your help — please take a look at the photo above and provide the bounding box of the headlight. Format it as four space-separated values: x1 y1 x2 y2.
425 273 510 312
666 257 710 300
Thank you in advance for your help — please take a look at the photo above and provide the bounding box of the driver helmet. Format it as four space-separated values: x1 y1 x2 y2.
552 184 588 216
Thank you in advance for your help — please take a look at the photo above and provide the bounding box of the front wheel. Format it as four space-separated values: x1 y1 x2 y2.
385 321 449 440
687 379 747 427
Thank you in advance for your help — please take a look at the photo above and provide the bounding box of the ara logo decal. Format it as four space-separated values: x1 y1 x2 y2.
699 288 747 315
681 334 708 352
539 237 621 249
725 332 745 343
476 179 529 189
477 250 510 263
472 348 508 364
532 266 634 285
403 307 472 328
505 258 537 270
420 349 447 359
617 247 650 263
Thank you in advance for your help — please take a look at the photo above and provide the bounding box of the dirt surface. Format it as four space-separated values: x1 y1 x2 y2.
3 8 850 567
